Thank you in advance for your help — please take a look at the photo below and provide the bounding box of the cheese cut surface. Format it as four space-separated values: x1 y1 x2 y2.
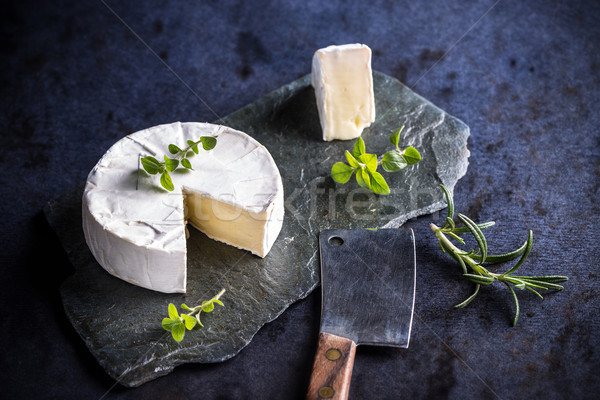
311 43 376 141
82 122 285 293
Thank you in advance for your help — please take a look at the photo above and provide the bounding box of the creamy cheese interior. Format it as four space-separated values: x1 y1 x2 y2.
82 122 284 293
185 190 283 258
311 43 376 141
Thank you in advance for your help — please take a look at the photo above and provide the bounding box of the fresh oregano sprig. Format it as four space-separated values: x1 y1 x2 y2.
430 185 568 326
331 126 421 195
140 136 217 191
162 289 225 342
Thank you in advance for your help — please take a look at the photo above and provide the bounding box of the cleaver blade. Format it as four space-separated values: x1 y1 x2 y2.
307 228 416 400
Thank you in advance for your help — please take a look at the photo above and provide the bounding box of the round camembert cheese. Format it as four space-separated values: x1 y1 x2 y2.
82 122 284 293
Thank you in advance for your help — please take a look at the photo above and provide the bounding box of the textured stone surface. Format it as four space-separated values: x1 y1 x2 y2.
45 71 469 387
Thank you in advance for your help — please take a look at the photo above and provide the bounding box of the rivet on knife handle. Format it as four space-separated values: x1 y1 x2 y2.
307 332 357 400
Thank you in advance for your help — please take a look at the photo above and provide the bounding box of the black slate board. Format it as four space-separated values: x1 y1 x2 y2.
44 71 470 387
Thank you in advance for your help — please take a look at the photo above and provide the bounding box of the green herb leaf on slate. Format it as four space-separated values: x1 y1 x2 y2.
356 168 371 189
353 137 366 158
390 125 404 147
168 303 179 320
330 126 421 195
331 162 355 184
161 317 179 331
201 301 215 313
182 314 197 330
403 146 421 165
369 171 390 195
171 322 186 342
345 151 360 168
359 153 378 173
161 289 226 342
381 151 408 172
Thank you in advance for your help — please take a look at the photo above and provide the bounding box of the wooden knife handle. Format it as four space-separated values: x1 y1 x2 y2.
306 332 357 400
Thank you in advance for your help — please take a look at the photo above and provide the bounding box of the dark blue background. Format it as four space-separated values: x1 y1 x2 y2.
1 0 598 398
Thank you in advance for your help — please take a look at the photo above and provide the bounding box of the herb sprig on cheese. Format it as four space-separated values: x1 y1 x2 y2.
331 126 421 195
140 135 217 191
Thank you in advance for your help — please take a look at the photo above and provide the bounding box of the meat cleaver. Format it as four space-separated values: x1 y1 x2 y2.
307 228 416 400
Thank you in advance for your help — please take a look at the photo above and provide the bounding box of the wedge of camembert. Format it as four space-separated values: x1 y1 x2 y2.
82 122 284 293
311 43 376 141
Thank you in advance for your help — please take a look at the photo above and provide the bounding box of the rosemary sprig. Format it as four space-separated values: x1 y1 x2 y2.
430 185 568 326
140 136 217 191
161 289 225 342
331 126 421 195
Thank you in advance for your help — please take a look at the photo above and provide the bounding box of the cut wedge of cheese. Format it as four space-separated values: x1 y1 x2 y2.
82 122 284 293
311 43 376 141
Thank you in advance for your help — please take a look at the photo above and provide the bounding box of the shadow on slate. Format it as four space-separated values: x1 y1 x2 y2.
43 71 470 387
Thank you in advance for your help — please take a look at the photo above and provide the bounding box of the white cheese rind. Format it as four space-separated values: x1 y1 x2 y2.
82 122 284 293
311 43 376 141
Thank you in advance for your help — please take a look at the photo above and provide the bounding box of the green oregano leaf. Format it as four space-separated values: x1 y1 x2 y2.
201 301 215 313
345 150 360 168
182 314 197 330
356 168 371 189
187 140 199 154
381 151 408 172
369 171 390 195
160 171 174 191
353 137 366 158
390 125 404 147
140 156 161 175
201 136 217 150
161 317 179 331
168 303 179 320
403 146 422 165
358 153 378 173
168 144 182 154
164 156 179 172
171 322 186 342
331 162 355 183
181 158 193 170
